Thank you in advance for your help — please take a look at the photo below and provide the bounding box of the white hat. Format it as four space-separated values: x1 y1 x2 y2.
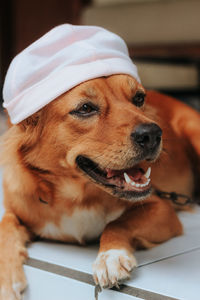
3 24 140 124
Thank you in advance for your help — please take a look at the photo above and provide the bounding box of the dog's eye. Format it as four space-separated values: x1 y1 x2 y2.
79 104 94 114
132 92 146 107
70 102 99 117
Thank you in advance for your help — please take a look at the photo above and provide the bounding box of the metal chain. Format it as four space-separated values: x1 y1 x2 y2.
155 189 195 206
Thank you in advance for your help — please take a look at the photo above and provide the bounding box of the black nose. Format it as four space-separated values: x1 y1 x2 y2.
131 123 162 154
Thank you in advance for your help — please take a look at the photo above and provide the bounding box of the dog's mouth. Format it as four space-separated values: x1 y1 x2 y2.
76 155 152 201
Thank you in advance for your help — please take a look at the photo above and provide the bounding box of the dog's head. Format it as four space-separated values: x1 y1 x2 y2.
20 75 162 202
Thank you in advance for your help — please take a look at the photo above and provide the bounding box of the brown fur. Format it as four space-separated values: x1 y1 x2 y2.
0 75 200 297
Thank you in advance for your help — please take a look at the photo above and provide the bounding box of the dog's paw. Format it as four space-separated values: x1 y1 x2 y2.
0 267 27 300
92 249 137 289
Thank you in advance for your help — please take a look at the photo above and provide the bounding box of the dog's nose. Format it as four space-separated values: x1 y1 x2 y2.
131 123 162 154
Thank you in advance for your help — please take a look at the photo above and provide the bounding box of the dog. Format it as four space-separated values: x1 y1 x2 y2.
0 74 200 299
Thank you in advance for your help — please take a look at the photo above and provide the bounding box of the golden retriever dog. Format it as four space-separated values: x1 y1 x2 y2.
0 74 200 299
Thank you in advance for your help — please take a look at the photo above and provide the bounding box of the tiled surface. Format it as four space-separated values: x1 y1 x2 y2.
25 209 200 300
128 248 200 300
24 265 141 300
1 168 200 299
26 208 200 273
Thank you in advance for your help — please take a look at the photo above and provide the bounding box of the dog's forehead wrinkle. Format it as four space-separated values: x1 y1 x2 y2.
85 87 97 97
127 76 137 91
105 76 138 104
127 77 146 97
87 77 131 106
79 87 97 99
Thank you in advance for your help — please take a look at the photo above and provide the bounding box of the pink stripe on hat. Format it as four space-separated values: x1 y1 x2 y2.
3 24 140 124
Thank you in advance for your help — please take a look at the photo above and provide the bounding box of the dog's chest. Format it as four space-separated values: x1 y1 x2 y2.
38 207 124 244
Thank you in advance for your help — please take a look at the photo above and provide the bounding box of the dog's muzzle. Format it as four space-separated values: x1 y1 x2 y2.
131 123 162 159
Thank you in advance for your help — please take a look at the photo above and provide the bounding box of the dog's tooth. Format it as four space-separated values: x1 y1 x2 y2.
124 172 131 184
144 167 151 179
131 178 151 189
131 181 136 186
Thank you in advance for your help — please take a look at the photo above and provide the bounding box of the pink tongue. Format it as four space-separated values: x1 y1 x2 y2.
106 169 116 178
106 168 143 181
129 171 143 181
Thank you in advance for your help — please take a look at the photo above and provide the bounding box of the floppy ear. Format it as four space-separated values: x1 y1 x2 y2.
19 110 42 130
16 110 45 159
1 109 41 131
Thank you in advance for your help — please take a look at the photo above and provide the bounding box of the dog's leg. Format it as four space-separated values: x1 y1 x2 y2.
0 212 30 300
93 197 182 288
180 111 200 194
180 109 200 158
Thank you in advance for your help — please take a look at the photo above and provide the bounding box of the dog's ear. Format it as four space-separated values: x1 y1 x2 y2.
17 110 45 158
19 110 42 131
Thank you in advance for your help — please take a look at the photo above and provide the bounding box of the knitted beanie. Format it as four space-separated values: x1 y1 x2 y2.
3 24 140 124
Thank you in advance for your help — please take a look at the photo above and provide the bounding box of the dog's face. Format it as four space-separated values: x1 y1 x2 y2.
25 75 162 201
